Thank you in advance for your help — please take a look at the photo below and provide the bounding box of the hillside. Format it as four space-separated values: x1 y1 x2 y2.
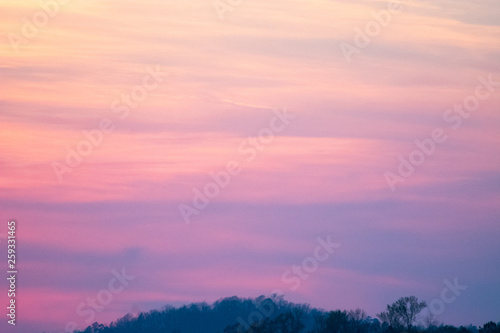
69 295 499 333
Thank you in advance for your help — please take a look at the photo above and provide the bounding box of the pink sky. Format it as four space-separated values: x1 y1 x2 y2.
1 0 499 332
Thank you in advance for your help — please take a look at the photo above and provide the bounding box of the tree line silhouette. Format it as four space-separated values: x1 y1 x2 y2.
67 295 500 333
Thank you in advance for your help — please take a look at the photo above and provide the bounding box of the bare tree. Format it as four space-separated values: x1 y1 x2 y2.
377 296 427 331
348 308 367 322
423 312 439 329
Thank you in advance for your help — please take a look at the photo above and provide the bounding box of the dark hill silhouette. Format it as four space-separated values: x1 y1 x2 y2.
69 295 499 333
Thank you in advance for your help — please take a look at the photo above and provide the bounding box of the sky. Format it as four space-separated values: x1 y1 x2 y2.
0 0 499 332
